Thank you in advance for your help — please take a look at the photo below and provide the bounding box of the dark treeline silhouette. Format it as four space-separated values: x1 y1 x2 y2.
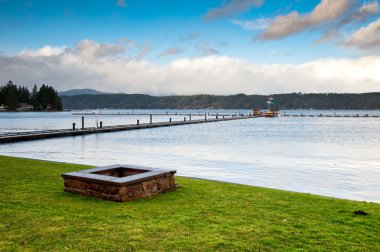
60 92 380 110
0 81 62 111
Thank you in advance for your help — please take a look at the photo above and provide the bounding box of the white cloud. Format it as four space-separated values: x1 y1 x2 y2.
200 44 219 56
1 41 379 95
313 1 379 45
314 30 341 44
72 40 125 60
344 18 380 49
19 45 66 57
259 0 354 40
159 47 183 58
231 18 271 31
179 32 200 41
204 0 264 21
358 1 379 20
117 38 136 47
136 43 151 60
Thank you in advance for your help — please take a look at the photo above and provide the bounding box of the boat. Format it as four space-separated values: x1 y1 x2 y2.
252 108 279 117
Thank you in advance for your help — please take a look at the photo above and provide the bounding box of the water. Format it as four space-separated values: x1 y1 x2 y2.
1 110 380 203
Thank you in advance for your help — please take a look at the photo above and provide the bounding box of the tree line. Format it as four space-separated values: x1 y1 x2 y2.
60 92 380 110
0 81 63 111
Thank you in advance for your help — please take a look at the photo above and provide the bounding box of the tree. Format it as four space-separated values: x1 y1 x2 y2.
17 86 30 103
5 86 18 109
53 96 63 110
2 81 19 109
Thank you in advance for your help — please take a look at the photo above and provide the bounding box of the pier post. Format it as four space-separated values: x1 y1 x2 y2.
81 116 84 129
72 123 76 130
205 113 207 121
189 114 191 121
137 120 139 125
100 121 103 128
216 113 218 119
184 117 186 122
150 115 152 124
223 115 225 119
169 118 172 123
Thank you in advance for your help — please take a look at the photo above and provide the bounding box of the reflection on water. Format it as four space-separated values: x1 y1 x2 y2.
1 110 380 203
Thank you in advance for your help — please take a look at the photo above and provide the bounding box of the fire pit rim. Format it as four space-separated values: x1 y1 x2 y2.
61 164 176 187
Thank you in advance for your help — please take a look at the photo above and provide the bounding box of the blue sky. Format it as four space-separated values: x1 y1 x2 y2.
0 0 379 94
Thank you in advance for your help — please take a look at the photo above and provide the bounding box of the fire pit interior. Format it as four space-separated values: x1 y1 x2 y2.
61 164 177 202
92 167 148 178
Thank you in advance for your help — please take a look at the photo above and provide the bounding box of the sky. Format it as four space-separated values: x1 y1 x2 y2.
0 0 379 95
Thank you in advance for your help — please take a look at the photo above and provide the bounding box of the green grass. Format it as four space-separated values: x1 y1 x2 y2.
0 155 379 251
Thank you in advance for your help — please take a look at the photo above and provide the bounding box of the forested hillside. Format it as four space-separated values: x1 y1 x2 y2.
61 92 380 110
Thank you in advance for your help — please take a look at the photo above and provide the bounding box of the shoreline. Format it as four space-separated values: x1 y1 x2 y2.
1 154 379 204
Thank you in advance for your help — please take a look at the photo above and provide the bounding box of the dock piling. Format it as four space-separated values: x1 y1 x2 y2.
72 123 76 130
100 121 103 128
137 120 139 125
81 116 84 129
150 115 152 124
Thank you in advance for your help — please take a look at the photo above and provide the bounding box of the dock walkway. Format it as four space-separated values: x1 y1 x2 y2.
0 115 252 144
282 113 380 118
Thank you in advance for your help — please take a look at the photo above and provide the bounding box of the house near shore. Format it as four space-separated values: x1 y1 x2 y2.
0 104 7 111
17 103 33 111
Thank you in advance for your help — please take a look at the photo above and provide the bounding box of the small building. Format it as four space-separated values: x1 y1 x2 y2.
17 103 34 111
0 104 8 111
39 103 52 111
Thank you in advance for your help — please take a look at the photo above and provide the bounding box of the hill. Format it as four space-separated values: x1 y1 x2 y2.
60 92 380 110
58 89 107 96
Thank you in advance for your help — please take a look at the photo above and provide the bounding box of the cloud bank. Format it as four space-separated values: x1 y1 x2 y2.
1 40 379 95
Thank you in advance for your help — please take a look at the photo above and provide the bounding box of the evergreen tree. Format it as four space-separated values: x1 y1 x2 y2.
31 84 39 110
5 86 18 109
17 86 30 103
53 95 63 110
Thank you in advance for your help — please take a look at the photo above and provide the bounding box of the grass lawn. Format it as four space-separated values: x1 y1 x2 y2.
0 155 379 251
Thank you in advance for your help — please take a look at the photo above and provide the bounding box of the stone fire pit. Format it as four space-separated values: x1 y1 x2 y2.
61 164 177 202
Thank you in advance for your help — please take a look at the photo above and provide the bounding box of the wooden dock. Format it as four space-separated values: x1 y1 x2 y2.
282 113 380 118
72 112 239 116
0 115 253 144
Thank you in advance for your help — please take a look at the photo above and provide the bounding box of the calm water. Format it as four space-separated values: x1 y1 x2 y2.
1 110 380 203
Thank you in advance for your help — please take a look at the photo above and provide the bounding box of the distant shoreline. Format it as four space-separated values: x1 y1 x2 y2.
60 92 380 110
